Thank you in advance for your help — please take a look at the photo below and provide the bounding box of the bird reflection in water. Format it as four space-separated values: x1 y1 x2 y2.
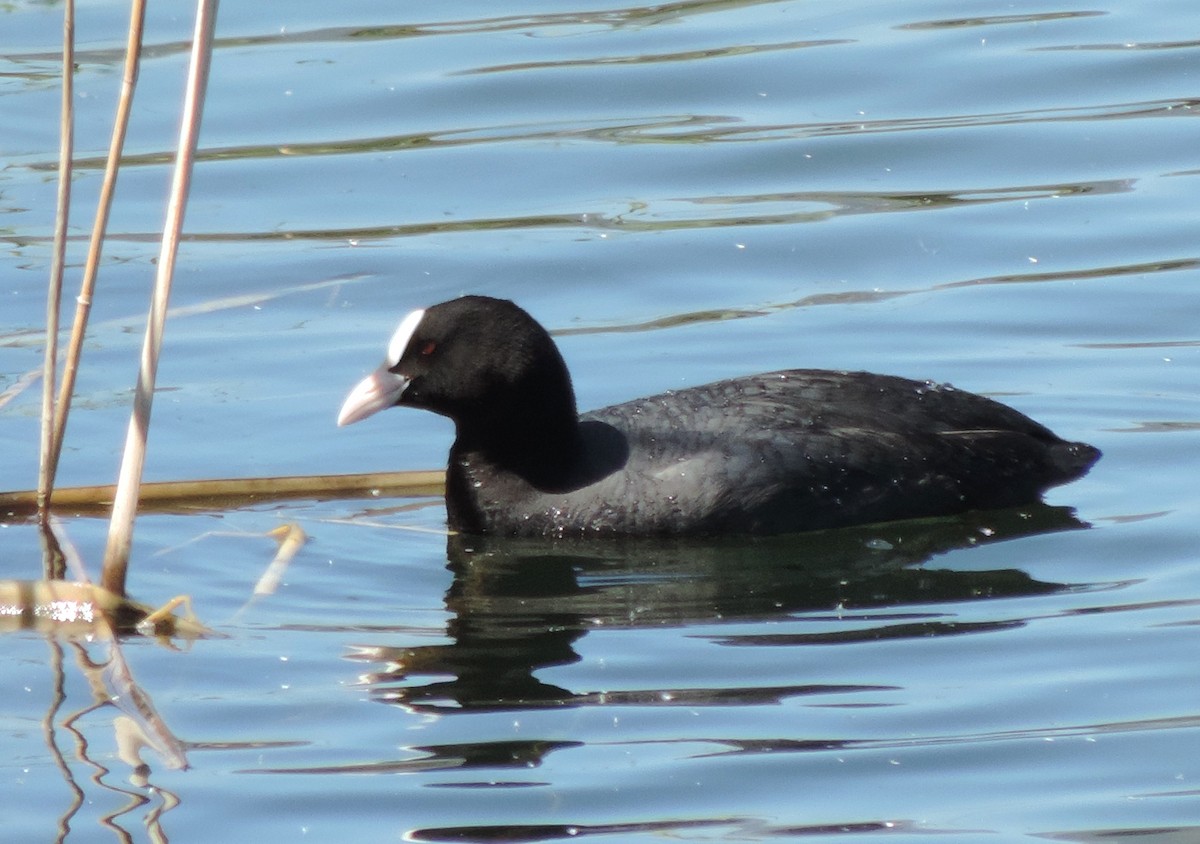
350 503 1093 724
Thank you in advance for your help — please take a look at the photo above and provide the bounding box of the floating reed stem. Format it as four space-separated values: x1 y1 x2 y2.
102 0 220 595
0 470 445 515
253 524 308 597
38 0 75 515
46 0 148 498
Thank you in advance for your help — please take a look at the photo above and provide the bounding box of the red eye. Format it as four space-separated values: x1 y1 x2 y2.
420 340 437 357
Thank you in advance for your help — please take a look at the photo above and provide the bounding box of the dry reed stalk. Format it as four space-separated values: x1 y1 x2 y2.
0 469 446 515
102 0 220 595
38 0 75 515
47 0 149 495
253 524 308 597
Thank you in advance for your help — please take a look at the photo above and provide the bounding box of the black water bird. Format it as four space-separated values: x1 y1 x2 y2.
338 295 1098 537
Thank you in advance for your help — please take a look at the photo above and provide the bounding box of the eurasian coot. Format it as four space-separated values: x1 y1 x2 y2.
338 295 1099 537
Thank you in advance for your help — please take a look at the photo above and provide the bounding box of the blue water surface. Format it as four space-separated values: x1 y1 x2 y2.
2 0 1199 841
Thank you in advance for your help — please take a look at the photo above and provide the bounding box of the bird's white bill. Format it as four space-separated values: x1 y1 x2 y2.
337 368 410 426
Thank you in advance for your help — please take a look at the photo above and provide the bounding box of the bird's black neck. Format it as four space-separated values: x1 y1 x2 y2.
452 365 584 491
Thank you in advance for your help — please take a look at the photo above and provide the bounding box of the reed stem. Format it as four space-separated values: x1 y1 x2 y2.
38 0 75 516
1 470 446 515
47 0 149 498
102 0 220 595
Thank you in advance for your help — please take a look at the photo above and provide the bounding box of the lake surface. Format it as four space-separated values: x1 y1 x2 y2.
2 0 1199 841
